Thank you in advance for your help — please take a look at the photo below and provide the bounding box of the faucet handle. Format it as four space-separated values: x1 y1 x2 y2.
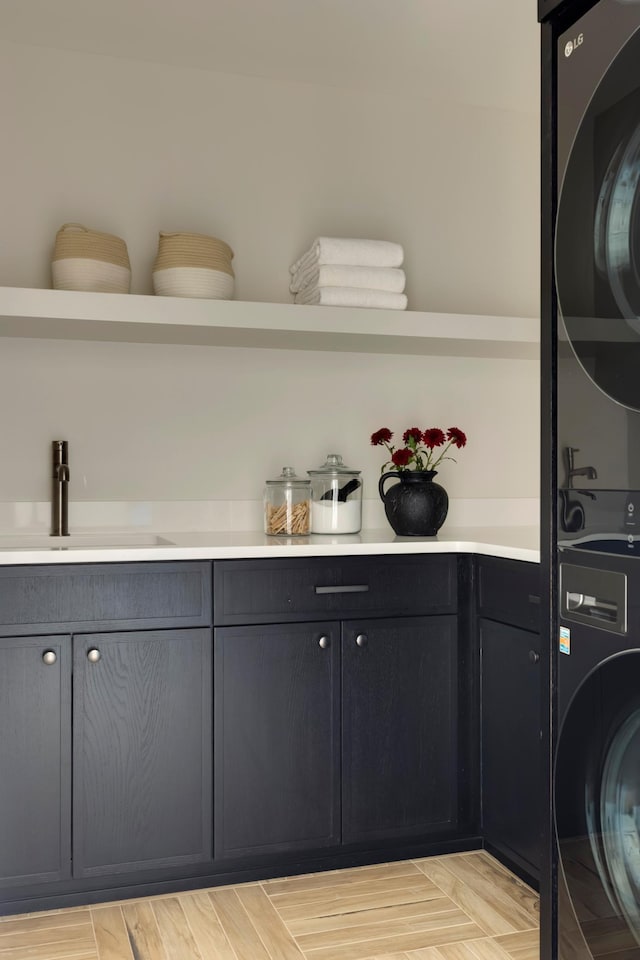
52 440 69 471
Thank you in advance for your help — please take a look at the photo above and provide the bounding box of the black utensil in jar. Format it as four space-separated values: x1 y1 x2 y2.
320 478 362 502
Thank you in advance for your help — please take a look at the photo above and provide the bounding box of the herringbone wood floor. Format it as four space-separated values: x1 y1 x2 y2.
0 851 540 960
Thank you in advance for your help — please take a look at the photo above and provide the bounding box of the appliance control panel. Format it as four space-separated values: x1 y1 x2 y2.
559 489 640 557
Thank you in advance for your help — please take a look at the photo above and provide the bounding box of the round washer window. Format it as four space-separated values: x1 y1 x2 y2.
555 651 640 955
600 708 640 942
556 26 640 411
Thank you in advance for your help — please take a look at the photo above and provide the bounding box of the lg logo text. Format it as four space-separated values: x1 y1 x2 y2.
565 33 584 57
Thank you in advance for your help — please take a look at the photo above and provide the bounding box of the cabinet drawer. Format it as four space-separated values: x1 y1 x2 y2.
214 555 457 625
0 562 211 635
477 557 540 632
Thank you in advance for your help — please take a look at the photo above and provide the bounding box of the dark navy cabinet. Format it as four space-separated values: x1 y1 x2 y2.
214 609 458 861
213 556 460 860
73 629 212 878
214 621 340 860
213 555 457 626
0 552 541 913
342 616 458 844
0 562 213 910
478 557 542 882
0 635 71 888
0 562 211 636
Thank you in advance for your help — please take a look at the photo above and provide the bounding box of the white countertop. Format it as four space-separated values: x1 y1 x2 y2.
0 526 540 565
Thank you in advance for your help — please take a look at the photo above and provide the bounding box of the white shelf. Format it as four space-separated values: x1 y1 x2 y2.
0 287 539 358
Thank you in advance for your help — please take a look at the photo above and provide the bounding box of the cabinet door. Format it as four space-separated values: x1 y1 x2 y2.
0 635 71 887
73 629 212 878
481 618 541 876
342 616 457 844
215 622 340 859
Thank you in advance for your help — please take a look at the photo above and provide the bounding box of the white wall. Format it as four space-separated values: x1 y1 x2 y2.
0 41 539 317
0 40 540 515
1 337 538 504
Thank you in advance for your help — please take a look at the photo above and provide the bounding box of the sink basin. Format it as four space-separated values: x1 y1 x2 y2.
0 533 175 550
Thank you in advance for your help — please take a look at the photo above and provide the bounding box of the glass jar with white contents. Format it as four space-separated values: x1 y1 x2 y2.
308 454 362 535
264 467 311 536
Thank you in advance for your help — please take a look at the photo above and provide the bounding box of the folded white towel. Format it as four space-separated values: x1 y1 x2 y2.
294 286 408 310
290 237 404 274
290 264 406 295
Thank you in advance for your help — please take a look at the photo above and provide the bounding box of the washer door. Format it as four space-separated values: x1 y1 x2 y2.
556 24 640 410
555 651 640 958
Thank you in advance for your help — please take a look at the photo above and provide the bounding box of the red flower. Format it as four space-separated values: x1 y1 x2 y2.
422 428 445 448
447 427 467 449
372 423 467 478
391 447 413 467
402 427 423 445
371 428 393 446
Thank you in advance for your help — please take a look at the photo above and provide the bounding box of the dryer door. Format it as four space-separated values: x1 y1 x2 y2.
555 650 640 958
556 15 640 411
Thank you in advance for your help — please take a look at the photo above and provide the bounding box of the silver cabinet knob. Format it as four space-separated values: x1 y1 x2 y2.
356 634 368 647
87 648 101 663
529 650 540 664
318 636 329 649
42 650 57 665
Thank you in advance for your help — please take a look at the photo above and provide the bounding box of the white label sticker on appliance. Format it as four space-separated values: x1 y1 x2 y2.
559 625 571 655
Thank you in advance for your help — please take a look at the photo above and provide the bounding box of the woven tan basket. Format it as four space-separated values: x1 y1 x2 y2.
52 223 130 269
153 231 234 277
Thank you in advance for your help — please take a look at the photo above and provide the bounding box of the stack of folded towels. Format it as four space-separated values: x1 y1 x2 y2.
289 237 407 309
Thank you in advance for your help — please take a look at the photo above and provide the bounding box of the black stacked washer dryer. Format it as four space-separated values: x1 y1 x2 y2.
541 1 640 957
